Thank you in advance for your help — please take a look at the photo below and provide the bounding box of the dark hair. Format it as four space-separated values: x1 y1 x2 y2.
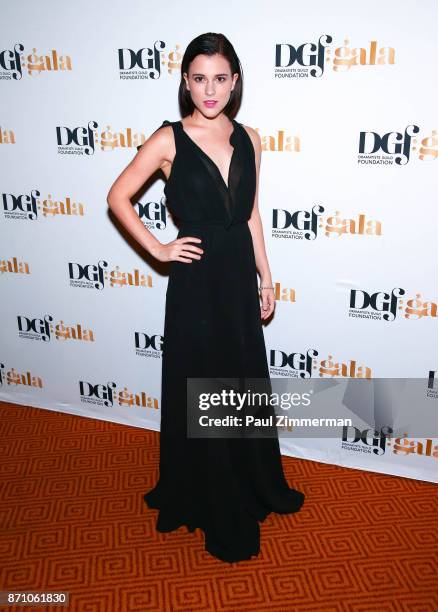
178 33 243 119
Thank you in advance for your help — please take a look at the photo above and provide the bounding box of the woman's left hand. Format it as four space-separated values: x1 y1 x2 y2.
259 286 275 320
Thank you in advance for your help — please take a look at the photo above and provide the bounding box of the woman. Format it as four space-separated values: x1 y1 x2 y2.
107 32 305 563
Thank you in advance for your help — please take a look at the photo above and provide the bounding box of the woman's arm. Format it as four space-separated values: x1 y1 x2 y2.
106 126 203 264
106 126 173 257
244 125 275 320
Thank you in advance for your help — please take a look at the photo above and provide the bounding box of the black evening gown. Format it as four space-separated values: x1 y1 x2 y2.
141 118 305 563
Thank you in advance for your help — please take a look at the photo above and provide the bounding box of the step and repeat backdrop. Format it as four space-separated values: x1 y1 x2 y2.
1 1 437 483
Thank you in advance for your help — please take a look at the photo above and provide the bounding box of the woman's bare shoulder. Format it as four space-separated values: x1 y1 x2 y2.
133 122 176 174
136 121 174 153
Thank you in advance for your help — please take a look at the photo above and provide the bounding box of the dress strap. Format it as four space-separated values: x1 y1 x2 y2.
156 119 172 131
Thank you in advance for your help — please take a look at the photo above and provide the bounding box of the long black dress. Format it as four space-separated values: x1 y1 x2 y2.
142 117 305 563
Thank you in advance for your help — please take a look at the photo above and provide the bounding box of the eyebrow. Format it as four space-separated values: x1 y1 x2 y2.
191 73 229 77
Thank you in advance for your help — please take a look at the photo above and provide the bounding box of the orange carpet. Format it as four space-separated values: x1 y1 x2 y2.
1 401 437 612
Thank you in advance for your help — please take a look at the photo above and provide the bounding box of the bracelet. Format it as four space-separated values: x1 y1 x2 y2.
259 285 274 290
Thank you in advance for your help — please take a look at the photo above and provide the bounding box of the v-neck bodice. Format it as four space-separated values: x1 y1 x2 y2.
145 117 256 230
177 119 237 191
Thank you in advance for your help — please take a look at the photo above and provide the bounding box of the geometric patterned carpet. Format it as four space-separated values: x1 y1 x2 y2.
1 401 437 612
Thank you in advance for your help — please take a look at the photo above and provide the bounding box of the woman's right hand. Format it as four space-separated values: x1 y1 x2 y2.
151 237 204 263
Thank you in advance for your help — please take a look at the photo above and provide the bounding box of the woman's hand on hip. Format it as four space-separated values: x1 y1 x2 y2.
151 237 204 263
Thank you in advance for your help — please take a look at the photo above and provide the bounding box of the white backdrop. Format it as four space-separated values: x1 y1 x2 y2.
1 0 437 483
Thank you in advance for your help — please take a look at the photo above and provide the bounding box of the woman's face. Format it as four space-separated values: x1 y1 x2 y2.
183 53 238 117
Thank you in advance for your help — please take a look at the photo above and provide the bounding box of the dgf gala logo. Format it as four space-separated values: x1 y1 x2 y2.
135 199 167 231
118 40 165 79
270 348 317 378
79 380 158 410
271 204 382 241
68 260 153 290
56 121 97 155
349 288 438 322
358 124 438 165
270 349 371 379
342 426 438 460
0 362 42 390
117 41 182 79
275 36 395 78
342 426 392 455
56 121 148 155
1 189 84 221
135 332 163 359
0 43 72 80
17 314 94 343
